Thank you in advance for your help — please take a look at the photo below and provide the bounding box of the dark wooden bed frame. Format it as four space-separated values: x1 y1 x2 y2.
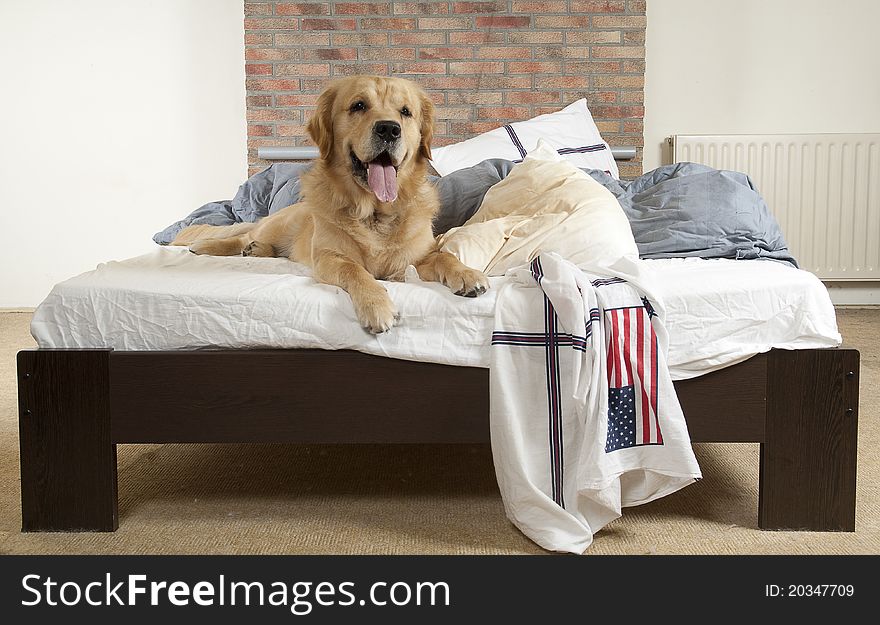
17 346 859 535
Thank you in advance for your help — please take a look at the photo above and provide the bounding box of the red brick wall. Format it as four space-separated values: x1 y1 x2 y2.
245 1 646 177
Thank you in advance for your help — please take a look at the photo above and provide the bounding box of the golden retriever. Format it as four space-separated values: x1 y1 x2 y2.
172 75 488 333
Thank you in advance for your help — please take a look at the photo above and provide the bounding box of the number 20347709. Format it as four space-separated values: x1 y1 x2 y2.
765 585 854 598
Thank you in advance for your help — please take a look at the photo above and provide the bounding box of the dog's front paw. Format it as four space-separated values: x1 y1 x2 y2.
354 291 398 334
448 268 489 298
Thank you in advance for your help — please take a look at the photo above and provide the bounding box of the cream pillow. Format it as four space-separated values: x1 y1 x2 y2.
439 140 637 276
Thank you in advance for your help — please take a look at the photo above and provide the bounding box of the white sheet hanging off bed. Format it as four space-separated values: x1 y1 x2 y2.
490 253 701 553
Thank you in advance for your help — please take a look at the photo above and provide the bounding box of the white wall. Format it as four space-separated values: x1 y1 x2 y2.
0 0 247 307
643 0 880 171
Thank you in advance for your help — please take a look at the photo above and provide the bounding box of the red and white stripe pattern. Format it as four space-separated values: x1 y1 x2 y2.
606 306 663 446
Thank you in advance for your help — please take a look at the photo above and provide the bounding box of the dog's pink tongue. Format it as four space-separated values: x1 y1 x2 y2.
367 155 398 203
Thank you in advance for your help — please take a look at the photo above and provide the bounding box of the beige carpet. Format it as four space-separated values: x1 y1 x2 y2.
1 310 878 555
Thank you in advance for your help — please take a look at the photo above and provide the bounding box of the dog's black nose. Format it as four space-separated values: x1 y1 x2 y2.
374 120 401 143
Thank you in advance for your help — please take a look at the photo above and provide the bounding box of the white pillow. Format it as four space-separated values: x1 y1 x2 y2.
430 99 619 179
438 140 636 276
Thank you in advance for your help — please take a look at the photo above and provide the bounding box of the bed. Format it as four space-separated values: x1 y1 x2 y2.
15 100 861 540
18 246 859 536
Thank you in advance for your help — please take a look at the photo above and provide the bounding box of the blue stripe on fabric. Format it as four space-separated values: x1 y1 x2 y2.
503 124 528 158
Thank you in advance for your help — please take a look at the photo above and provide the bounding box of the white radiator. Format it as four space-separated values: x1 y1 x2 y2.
673 133 880 281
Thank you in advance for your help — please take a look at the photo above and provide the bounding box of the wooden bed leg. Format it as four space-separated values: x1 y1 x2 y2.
759 348 859 531
17 350 118 532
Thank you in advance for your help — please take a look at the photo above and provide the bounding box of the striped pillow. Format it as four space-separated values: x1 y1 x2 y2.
430 99 619 179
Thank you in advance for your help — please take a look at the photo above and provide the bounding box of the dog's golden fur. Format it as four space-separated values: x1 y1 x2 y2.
173 75 488 333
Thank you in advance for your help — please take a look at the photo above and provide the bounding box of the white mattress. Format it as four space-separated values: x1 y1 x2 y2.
31 247 841 380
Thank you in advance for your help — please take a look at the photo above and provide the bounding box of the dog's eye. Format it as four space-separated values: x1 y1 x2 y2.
350 101 366 113
401 106 412 118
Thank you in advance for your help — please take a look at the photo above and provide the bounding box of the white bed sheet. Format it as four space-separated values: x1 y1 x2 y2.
31 247 841 380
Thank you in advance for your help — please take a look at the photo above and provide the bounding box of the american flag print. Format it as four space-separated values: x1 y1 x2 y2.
604 304 663 452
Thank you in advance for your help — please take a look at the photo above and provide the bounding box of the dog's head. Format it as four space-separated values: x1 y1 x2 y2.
306 75 434 204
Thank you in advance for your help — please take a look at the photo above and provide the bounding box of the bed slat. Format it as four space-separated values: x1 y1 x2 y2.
109 349 767 445
674 354 767 443
110 350 490 444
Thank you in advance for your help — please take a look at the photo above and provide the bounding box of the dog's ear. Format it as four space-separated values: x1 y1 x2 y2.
417 90 435 161
307 82 337 160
